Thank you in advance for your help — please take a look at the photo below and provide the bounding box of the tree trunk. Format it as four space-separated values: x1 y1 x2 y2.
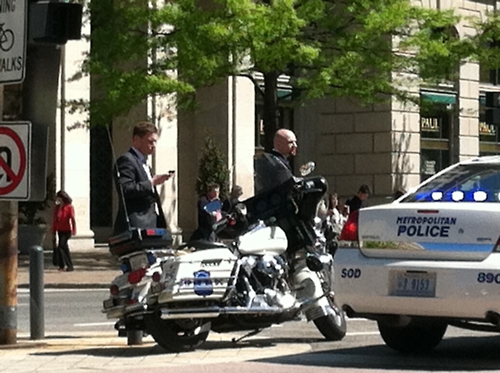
263 72 280 152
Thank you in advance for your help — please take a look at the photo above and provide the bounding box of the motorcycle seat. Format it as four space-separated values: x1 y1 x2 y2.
179 240 228 251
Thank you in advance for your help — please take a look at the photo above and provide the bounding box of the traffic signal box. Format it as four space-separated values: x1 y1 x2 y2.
29 1 83 45
485 92 500 125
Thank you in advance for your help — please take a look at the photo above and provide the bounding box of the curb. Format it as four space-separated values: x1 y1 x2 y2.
18 283 111 289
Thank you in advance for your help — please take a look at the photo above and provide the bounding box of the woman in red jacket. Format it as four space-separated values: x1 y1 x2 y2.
52 190 76 272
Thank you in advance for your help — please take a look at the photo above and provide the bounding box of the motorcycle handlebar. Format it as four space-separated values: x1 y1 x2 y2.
212 216 229 233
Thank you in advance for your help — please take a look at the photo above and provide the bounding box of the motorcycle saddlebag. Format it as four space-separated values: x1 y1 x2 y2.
108 228 173 257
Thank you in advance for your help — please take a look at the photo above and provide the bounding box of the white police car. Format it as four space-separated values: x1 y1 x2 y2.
334 155 500 353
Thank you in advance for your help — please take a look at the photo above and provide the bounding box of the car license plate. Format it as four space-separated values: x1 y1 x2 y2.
389 271 436 297
103 298 115 309
129 253 149 271
151 282 163 294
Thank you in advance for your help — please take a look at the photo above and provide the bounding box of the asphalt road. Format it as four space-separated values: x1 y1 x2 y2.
14 289 500 373
17 288 115 334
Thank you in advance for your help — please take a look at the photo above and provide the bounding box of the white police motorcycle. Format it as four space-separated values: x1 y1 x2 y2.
143 164 346 352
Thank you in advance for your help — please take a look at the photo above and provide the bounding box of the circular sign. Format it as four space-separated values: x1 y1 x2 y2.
0 126 27 195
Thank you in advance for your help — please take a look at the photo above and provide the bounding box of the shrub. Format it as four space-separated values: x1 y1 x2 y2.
195 136 229 199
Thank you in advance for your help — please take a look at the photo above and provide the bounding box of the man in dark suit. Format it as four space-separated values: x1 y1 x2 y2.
113 122 174 235
254 128 298 194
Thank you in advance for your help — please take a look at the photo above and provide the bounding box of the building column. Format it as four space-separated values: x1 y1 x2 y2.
178 77 255 241
57 38 94 251
457 62 480 161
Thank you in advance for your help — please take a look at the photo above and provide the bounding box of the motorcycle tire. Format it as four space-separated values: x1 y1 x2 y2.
313 296 346 341
144 312 210 352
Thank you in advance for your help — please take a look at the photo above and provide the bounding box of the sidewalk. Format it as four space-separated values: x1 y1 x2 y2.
0 331 313 373
9 247 318 372
17 246 121 289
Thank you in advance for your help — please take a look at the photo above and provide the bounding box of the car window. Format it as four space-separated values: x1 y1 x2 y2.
402 164 500 203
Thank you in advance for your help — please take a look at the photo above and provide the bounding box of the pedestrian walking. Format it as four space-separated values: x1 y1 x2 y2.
344 184 371 214
52 190 76 272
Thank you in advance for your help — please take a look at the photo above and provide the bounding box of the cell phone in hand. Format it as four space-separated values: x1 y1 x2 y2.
160 171 175 178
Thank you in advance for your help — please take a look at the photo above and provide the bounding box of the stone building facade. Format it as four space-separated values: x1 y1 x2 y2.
3 0 499 250
295 0 500 205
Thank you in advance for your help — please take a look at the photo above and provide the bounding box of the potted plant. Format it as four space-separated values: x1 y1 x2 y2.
18 175 55 254
196 135 229 199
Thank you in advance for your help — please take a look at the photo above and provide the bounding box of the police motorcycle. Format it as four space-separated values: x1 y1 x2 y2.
142 162 346 352
101 228 174 336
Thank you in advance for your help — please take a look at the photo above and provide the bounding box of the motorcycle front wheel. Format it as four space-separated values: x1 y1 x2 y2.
144 312 210 352
313 295 346 341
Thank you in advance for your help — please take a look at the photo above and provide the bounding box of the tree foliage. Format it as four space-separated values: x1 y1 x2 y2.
80 0 500 149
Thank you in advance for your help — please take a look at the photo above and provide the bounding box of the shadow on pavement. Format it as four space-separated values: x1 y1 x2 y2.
253 334 500 371
29 335 322 358
30 336 500 371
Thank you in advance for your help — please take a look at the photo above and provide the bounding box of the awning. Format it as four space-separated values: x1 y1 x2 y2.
421 91 456 105
278 89 292 100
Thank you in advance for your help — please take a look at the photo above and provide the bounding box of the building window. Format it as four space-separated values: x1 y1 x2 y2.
479 66 500 85
479 94 500 155
479 41 500 85
420 93 454 181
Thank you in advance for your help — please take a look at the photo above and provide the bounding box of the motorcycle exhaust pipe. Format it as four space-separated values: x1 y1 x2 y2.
158 305 295 320
159 307 221 319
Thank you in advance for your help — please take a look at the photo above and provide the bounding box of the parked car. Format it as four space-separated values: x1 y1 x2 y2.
334 155 500 353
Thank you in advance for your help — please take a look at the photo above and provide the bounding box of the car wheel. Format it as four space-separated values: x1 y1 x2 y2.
377 319 447 353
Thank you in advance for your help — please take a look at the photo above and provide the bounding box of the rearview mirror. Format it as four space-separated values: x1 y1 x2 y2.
299 161 315 176
235 203 247 216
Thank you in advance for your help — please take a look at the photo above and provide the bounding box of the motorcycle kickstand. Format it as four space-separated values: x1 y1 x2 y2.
231 328 263 343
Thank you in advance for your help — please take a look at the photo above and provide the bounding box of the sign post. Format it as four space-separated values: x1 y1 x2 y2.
0 0 27 84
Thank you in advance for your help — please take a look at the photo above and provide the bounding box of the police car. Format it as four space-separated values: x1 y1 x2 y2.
334 156 500 353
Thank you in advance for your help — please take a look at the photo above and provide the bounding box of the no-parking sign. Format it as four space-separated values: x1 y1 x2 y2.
0 122 31 200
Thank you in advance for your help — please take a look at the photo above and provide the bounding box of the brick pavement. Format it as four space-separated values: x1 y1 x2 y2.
0 331 314 373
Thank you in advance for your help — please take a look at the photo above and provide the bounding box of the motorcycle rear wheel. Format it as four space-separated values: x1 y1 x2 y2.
144 312 210 352
313 296 346 341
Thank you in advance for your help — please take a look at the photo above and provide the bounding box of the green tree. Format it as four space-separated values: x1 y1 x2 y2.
196 136 229 199
80 0 499 150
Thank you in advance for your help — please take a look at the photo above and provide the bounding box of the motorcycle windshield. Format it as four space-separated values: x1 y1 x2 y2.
254 153 294 195
244 154 296 225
